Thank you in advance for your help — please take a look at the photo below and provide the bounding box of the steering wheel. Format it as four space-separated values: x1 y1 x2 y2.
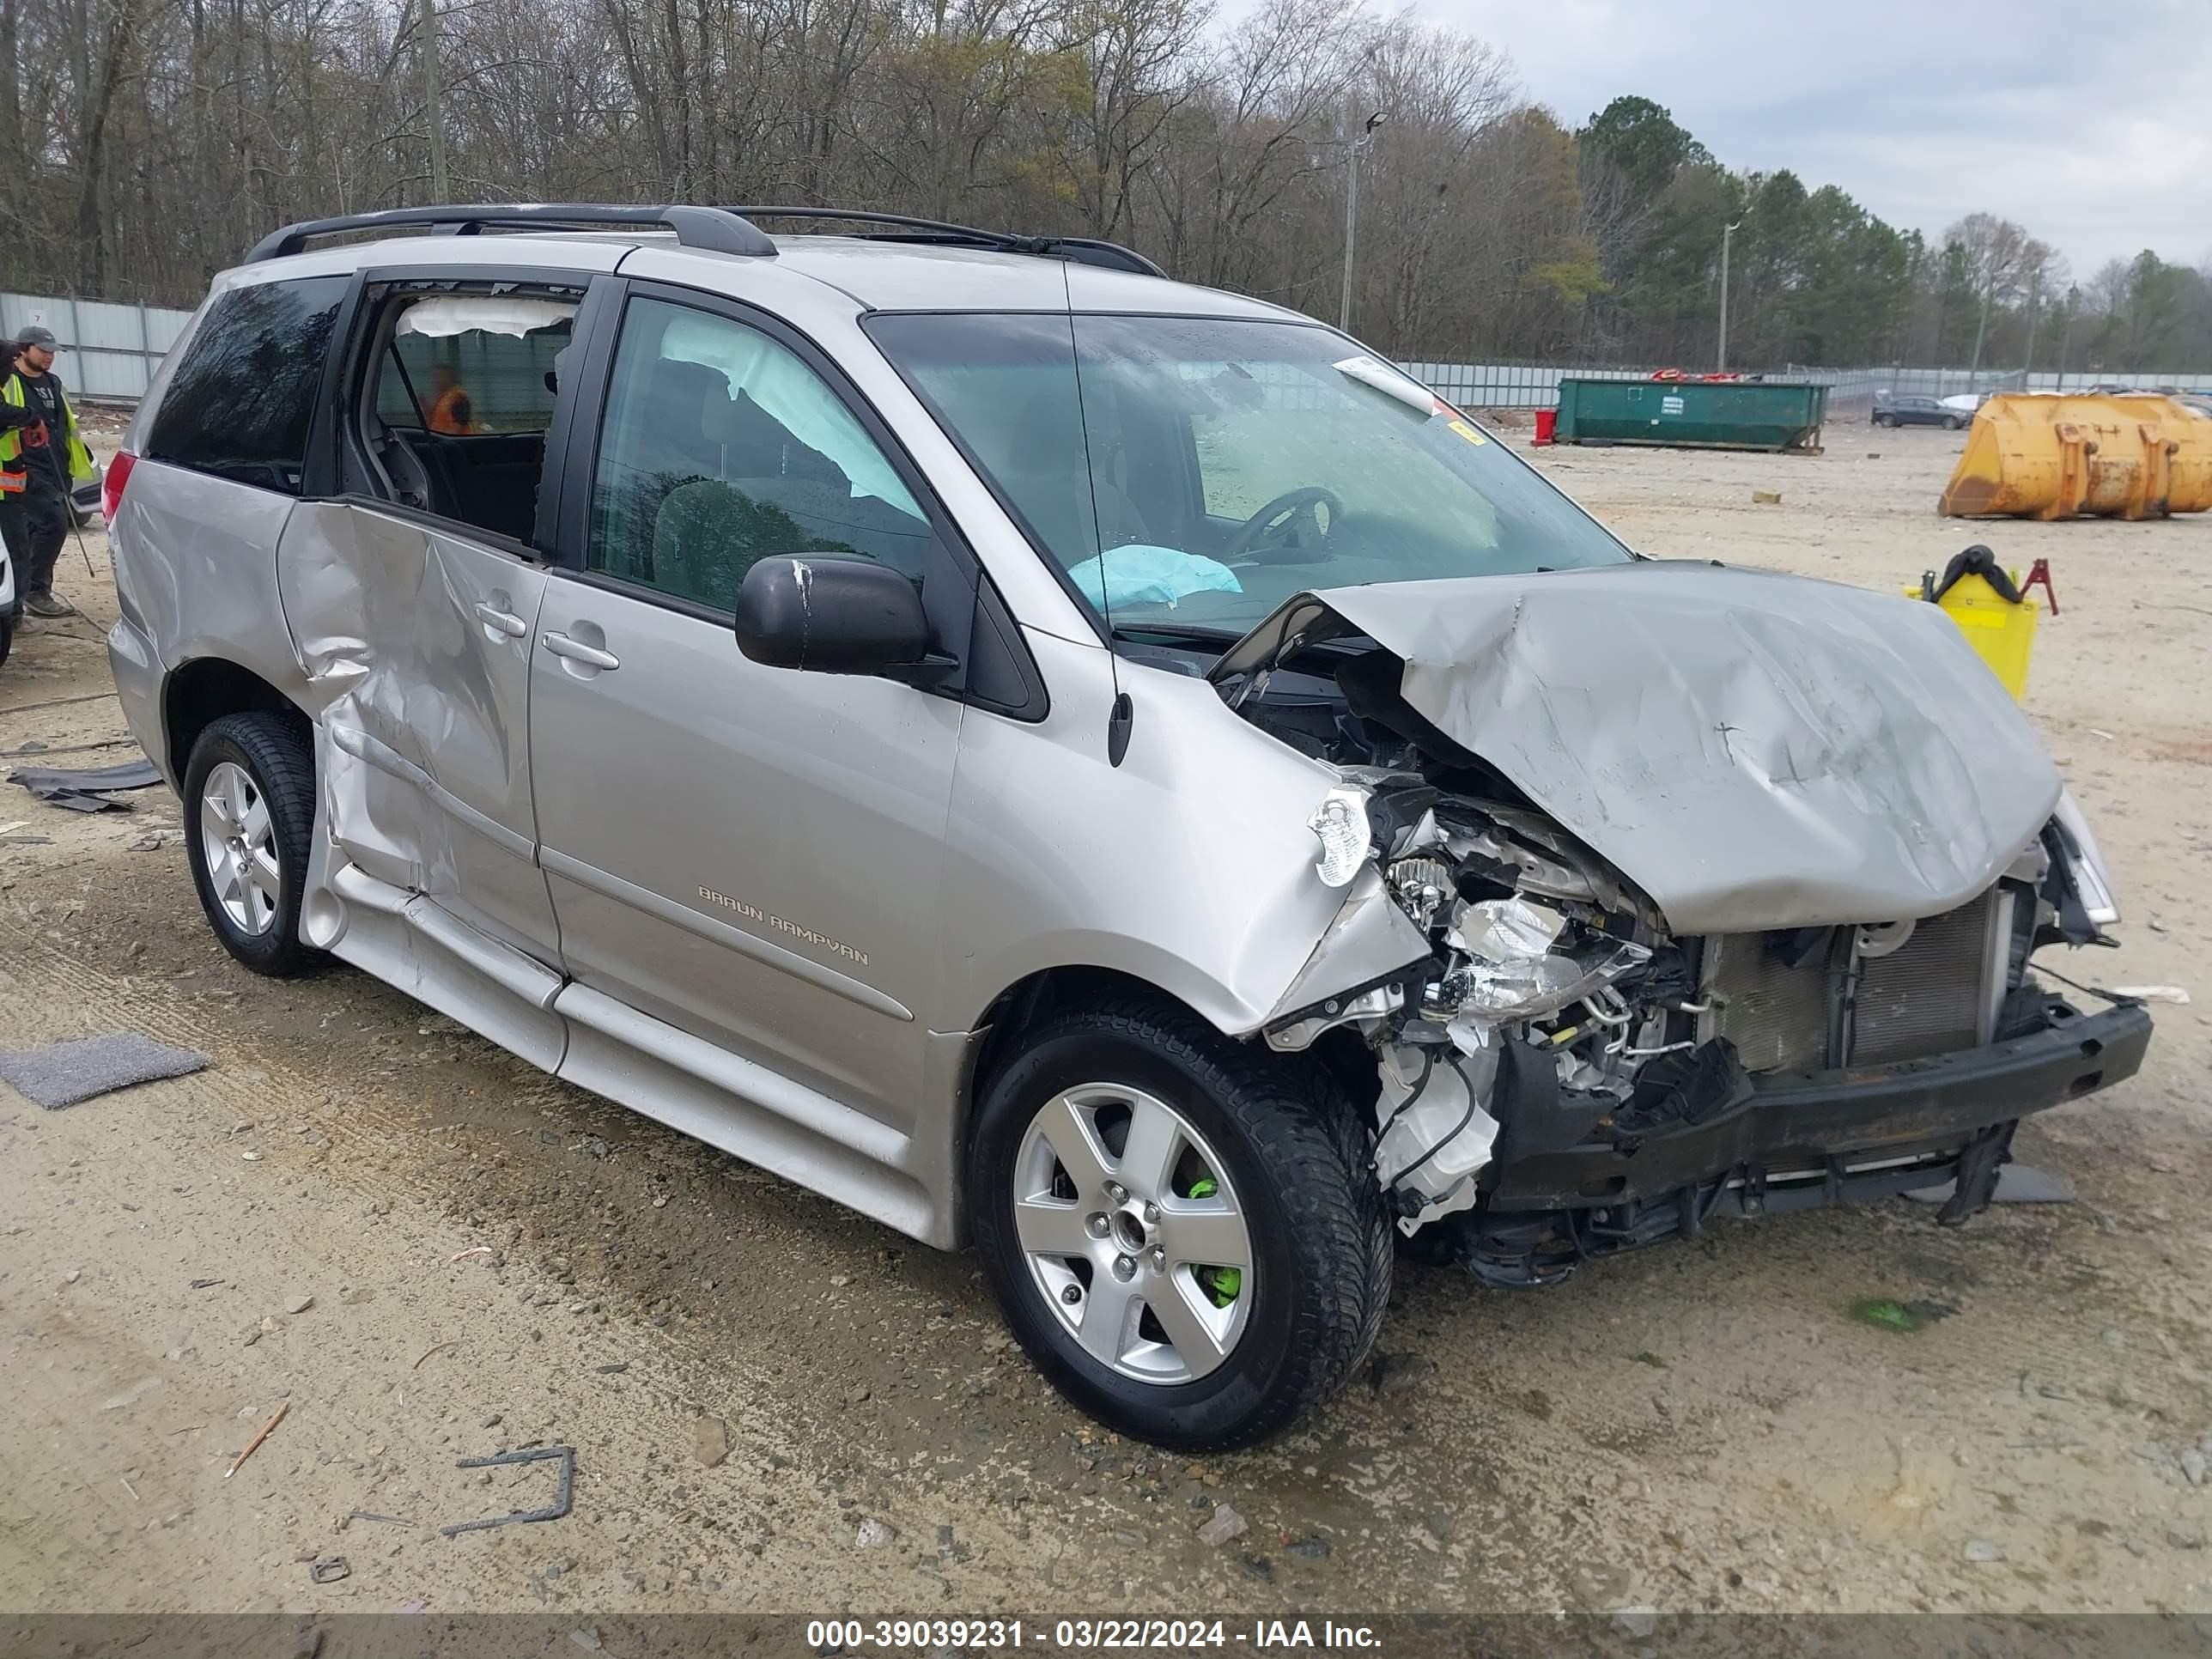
1224 486 1346 560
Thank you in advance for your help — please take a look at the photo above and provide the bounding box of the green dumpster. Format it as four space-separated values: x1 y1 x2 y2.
1553 378 1828 453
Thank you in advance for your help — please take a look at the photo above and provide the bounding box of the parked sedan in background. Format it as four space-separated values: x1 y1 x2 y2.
1873 392 1965 428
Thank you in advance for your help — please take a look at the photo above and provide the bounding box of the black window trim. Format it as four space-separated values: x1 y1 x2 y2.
320 261 610 561
546 276 1054 720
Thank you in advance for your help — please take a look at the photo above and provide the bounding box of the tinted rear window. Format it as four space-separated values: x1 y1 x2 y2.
146 276 348 494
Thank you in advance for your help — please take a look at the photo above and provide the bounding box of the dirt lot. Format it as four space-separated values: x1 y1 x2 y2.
2 416 2209 1618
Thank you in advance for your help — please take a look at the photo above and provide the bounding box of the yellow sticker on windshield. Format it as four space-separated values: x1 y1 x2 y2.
1447 418 1487 447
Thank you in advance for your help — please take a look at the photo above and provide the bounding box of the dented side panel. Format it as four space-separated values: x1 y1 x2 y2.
106 459 310 787
276 501 561 962
941 632 1413 1038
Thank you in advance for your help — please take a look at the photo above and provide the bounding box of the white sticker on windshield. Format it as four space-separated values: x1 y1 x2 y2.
1333 355 1437 416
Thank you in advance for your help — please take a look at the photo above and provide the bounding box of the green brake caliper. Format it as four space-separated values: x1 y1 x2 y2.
1186 1176 1242 1309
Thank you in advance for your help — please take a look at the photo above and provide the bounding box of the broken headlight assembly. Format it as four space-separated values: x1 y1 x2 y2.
2051 787 2119 928
1307 784 1374 889
1293 801 1674 1232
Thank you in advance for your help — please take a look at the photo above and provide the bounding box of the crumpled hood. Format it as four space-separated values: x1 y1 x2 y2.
1212 562 2061 933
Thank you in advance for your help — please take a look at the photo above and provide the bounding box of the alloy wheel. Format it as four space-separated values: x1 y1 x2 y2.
1012 1084 1255 1385
199 760 283 936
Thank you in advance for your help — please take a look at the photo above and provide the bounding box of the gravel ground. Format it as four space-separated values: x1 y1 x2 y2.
2 416 2209 1617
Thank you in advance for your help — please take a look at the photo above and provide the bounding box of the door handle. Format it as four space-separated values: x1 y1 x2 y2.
473 602 527 637
542 630 621 671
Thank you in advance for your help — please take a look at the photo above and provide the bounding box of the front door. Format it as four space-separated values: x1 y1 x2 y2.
529 291 967 1127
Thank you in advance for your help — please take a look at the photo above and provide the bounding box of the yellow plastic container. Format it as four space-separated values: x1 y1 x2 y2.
1939 392 2212 520
1903 548 2039 699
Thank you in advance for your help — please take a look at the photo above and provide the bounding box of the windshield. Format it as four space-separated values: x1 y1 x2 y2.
866 312 1632 635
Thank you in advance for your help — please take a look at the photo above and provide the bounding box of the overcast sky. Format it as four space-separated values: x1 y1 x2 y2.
1390 0 2212 280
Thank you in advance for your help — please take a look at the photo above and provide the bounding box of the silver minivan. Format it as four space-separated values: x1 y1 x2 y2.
106 205 2151 1448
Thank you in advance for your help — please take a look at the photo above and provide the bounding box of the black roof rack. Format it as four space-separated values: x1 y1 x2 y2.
723 208 1166 278
244 204 776 264
245 200 1166 280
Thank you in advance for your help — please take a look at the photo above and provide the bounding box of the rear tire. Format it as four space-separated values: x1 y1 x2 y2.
181 711 325 978
1946 415 1963 429
969 995 1391 1449
0 616 12 668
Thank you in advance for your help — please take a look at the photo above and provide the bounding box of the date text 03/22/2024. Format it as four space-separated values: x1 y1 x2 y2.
803 1620 1384 1650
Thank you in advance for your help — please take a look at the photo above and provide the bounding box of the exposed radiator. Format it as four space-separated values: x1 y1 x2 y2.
1852 891 2004 1064
1707 930 1836 1073
1705 891 2005 1074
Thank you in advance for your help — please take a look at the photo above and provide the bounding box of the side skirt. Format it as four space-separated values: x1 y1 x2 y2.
311 855 972 1250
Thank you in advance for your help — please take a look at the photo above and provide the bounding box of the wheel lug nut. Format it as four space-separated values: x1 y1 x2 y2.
1060 1285 1081 1305
1111 1255 1136 1281
1143 1202 1160 1224
1105 1182 1127 1205
1085 1212 1109 1239
1150 1246 1165 1270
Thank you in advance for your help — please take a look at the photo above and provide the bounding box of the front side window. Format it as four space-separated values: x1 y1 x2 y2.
868 313 1632 634
586 296 931 611
145 276 348 495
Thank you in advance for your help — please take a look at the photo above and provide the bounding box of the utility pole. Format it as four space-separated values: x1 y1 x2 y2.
422 0 448 201
2021 267 2041 383
2056 284 2079 392
1968 282 1992 383
1717 217 1743 371
1339 109 1385 334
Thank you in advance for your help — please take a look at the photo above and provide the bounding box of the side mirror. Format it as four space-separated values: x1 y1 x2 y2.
734 555 935 677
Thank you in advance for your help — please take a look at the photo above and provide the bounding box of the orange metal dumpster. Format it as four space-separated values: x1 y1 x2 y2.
1939 392 2212 521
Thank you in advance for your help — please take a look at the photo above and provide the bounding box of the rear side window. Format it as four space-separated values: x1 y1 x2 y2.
146 276 348 495
374 295 569 434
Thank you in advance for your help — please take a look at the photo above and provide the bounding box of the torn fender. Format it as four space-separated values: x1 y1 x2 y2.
1213 562 2061 934
1264 861 1433 1030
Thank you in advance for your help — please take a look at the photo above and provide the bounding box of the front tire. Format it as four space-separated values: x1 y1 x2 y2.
181 712 324 978
969 996 1391 1449
1946 415 1964 429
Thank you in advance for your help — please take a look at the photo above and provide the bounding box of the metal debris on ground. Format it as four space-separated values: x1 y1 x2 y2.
7 758 164 812
308 1557 350 1583
440 1445 576 1536
0 1033 210 1109
1903 1164 2075 1205
2112 985 2190 1005
345 1510 417 1528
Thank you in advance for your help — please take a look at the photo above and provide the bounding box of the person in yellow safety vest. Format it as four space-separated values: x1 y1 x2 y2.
426 362 478 435
1 339 32 622
3 325 96 618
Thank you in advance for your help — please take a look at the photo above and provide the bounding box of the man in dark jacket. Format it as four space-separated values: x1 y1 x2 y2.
2 325 92 617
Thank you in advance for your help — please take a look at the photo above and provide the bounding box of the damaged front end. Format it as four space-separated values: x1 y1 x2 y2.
1231 568 2155 1285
